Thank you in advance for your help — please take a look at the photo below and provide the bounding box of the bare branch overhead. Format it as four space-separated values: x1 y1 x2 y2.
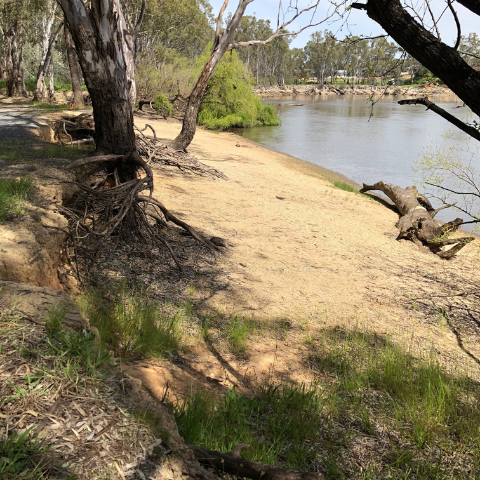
230 1 343 50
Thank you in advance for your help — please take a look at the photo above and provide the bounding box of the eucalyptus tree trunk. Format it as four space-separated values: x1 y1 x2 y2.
64 23 84 107
59 0 137 154
33 6 58 102
5 23 26 97
47 57 55 101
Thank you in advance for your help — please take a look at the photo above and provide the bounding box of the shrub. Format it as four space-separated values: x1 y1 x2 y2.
197 48 280 130
0 177 33 224
155 93 173 117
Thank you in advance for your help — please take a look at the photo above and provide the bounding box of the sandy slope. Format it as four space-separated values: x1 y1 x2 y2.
124 116 480 395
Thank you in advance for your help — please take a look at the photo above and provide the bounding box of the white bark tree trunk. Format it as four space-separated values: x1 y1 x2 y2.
59 0 138 154
34 4 57 102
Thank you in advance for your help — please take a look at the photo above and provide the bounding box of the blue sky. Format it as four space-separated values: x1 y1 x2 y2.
208 0 480 49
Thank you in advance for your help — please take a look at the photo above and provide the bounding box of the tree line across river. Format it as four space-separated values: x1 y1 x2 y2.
2 0 480 113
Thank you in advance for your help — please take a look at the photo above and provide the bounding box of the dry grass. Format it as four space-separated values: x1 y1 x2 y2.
0 292 164 479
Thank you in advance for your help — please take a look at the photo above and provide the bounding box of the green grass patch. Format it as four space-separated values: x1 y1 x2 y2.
200 314 261 354
175 327 480 479
0 139 94 163
78 285 183 358
30 102 71 111
0 177 33 223
0 299 108 478
174 384 323 470
0 427 68 479
333 180 357 193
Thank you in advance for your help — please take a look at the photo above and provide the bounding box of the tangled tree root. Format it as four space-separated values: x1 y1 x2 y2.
60 152 220 272
52 114 228 270
53 113 95 145
135 124 227 179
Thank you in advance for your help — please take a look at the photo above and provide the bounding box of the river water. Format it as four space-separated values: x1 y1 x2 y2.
236 95 472 190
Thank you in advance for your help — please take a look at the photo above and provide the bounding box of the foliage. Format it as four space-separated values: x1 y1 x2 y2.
415 136 480 230
154 93 173 117
460 32 480 68
0 177 33 223
197 49 280 130
136 45 197 100
175 326 480 478
78 285 183 358
0 428 56 479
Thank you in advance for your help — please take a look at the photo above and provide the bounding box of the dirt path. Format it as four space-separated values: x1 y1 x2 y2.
124 116 480 398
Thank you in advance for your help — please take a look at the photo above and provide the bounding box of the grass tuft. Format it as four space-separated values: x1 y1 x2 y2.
333 180 357 193
0 177 33 223
0 427 57 479
78 285 183 358
175 327 480 479
173 383 323 470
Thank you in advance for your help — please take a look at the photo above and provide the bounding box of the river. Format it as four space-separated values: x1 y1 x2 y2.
236 95 473 190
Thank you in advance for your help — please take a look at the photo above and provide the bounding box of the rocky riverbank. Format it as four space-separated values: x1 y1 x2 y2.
254 84 455 97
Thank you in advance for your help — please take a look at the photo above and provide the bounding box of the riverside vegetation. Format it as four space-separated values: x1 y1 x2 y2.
3 279 480 479
2 1 480 479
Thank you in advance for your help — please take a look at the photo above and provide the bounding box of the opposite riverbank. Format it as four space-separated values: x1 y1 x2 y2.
254 84 456 97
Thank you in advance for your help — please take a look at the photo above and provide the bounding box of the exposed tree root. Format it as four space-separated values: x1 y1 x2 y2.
61 151 219 271
135 124 227 179
187 444 325 480
360 181 474 259
53 113 95 145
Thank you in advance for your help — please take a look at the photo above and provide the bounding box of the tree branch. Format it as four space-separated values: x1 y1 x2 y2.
230 2 341 50
430 202 457 218
455 0 480 16
134 0 146 34
188 444 325 480
447 0 461 50
398 97 480 142
41 20 64 77
357 0 480 117
425 0 441 40
213 0 229 51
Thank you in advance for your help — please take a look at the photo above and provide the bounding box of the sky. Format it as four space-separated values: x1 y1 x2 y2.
208 0 480 49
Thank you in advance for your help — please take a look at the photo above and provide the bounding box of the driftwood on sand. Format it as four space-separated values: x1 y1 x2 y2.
360 181 474 259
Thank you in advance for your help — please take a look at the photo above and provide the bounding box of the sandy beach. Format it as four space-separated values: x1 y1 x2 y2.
119 115 480 396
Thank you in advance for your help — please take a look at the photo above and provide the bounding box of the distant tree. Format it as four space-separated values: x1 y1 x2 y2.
64 22 84 107
460 33 480 68
305 30 337 85
351 0 480 119
0 0 29 96
33 1 63 102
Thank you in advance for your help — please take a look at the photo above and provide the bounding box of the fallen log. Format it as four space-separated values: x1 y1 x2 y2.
188 444 325 480
360 181 474 259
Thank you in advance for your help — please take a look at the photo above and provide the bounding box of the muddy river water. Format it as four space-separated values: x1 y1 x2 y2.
236 95 474 190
